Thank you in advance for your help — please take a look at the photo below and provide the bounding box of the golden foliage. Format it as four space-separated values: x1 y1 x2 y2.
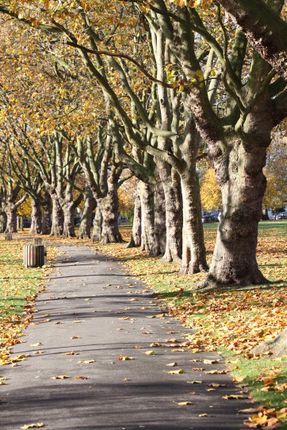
200 168 221 210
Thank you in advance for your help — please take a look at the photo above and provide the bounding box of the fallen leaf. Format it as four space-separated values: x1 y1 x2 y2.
118 355 135 361
168 369 185 375
203 359 220 364
52 375 70 380
77 360 96 364
145 350 155 356
21 423 45 429
177 401 193 406
223 394 245 400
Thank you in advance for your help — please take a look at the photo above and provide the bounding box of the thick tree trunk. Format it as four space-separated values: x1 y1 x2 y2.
154 181 166 256
41 193 52 235
92 206 102 242
30 199 42 234
180 171 208 274
206 143 269 287
50 195 64 237
79 191 96 239
127 184 141 248
161 170 182 262
97 180 122 244
140 182 159 256
4 205 17 233
62 203 76 238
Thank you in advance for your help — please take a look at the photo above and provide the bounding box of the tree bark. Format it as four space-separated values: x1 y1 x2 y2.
127 184 142 248
97 179 123 244
180 170 208 274
62 203 76 238
206 142 269 287
154 181 166 256
217 0 287 80
161 169 182 262
140 182 159 256
0 212 7 233
41 192 52 235
4 204 17 233
92 206 102 242
50 194 64 237
79 190 96 239
30 198 42 234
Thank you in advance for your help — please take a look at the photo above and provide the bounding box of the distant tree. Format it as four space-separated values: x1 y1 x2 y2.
200 169 221 211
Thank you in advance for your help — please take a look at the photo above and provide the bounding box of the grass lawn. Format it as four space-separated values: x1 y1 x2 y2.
91 221 287 428
0 238 56 366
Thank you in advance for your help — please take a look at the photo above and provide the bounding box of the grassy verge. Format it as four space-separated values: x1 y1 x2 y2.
0 237 56 366
90 221 287 428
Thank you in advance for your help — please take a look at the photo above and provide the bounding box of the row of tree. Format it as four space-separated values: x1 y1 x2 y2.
0 0 286 288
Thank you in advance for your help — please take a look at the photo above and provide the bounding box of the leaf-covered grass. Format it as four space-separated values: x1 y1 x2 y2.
0 238 56 365
90 221 287 425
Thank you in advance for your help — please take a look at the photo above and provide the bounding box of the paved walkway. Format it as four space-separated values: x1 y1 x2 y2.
0 245 251 430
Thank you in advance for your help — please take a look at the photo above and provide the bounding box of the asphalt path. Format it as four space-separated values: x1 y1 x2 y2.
0 245 252 430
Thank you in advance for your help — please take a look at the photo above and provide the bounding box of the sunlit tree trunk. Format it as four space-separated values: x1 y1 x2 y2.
140 182 159 256
50 194 64 237
97 176 122 244
180 169 208 274
30 198 42 234
127 184 141 248
92 206 102 242
79 189 96 239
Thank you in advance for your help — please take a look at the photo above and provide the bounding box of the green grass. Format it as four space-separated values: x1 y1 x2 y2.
0 239 55 360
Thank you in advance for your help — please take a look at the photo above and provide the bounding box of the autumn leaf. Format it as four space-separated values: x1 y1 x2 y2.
118 355 135 361
20 423 45 429
223 394 245 400
177 401 193 406
168 369 185 375
77 360 96 364
52 375 70 380
145 350 156 356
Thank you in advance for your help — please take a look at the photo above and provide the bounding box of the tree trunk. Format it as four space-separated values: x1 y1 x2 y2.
79 190 96 239
206 143 269 287
127 184 141 248
161 169 182 262
97 180 123 244
50 195 64 237
4 205 17 233
92 206 102 242
180 170 208 274
41 193 52 235
62 203 76 238
154 181 166 256
30 199 42 234
0 212 7 233
140 182 159 256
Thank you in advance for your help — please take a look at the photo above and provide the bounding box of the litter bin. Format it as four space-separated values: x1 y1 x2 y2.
23 239 46 268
